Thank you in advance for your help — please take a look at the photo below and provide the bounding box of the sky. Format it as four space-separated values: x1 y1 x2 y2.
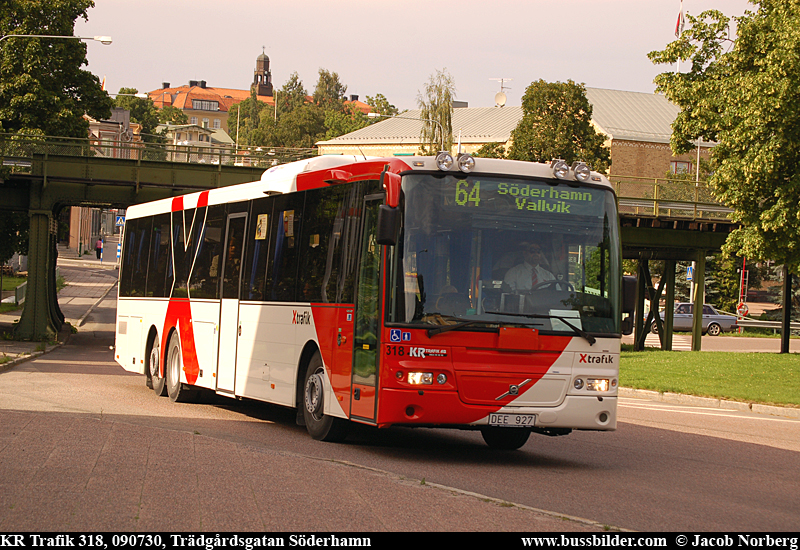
75 0 755 111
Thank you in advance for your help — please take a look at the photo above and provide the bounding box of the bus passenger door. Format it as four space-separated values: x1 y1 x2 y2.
350 197 382 422
216 213 247 394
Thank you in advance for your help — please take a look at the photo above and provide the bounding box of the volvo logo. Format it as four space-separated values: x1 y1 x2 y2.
495 379 532 400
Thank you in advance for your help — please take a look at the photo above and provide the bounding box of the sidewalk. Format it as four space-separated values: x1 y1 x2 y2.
0 254 118 371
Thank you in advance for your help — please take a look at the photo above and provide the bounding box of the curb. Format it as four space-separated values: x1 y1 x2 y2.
0 337 65 374
619 387 800 419
0 280 116 374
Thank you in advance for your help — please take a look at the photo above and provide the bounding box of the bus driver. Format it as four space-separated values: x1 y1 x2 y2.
503 242 555 292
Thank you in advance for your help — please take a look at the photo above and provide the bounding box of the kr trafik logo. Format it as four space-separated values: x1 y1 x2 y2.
292 310 311 325
578 353 615 364
408 347 447 359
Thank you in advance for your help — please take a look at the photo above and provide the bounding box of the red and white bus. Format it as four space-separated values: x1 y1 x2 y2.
115 153 632 449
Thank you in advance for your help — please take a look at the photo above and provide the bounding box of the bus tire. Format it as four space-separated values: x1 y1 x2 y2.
149 337 167 396
166 331 196 403
480 427 531 450
302 352 349 442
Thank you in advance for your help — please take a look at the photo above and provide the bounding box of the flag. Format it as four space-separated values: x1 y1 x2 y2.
101 75 106 91
675 0 685 37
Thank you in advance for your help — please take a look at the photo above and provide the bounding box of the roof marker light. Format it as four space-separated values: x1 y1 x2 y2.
436 152 454 171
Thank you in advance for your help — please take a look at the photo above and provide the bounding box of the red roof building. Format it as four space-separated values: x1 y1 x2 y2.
148 53 370 138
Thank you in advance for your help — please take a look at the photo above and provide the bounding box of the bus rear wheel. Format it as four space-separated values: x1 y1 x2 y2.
480 427 531 450
303 352 348 442
149 337 167 396
166 331 196 403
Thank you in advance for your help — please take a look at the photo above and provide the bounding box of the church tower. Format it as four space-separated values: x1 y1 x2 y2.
252 49 274 97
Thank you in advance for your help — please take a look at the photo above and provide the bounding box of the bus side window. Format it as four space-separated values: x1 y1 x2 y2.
244 197 272 302
119 218 138 297
298 187 347 303
130 217 152 297
334 180 379 304
146 213 171 298
188 205 225 299
266 195 303 302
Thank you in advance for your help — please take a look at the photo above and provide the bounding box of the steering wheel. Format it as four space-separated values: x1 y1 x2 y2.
530 280 575 292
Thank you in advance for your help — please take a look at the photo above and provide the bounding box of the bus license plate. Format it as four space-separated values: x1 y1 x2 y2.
488 413 536 427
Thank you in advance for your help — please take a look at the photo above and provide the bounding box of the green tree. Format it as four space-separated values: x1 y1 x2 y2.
324 103 369 140
417 68 455 154
158 105 188 125
114 88 161 142
313 68 347 112
365 93 399 117
0 0 112 137
507 79 610 172
272 103 325 148
277 72 309 114
473 142 506 159
0 211 28 266
228 93 269 147
648 2 800 272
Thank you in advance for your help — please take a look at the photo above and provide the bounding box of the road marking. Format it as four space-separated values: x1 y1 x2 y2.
643 333 692 350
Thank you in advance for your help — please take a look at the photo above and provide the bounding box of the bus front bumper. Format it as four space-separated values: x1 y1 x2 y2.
376 388 617 431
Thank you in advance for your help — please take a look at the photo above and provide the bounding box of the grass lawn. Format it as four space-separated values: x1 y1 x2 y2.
621 349 800 407
1 275 26 291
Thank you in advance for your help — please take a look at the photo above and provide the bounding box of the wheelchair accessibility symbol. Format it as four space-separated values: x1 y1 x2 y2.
390 329 402 343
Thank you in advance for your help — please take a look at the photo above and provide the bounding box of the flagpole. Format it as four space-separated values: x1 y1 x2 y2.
675 0 685 74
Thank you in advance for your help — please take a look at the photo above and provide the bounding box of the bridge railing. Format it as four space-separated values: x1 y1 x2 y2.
0 133 317 172
610 174 733 221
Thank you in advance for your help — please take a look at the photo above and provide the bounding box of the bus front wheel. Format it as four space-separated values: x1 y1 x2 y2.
302 352 349 442
480 427 531 450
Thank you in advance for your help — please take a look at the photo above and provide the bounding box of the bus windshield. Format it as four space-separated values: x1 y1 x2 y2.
387 173 622 336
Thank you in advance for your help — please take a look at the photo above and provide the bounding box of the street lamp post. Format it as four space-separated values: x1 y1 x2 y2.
367 112 447 153
0 34 112 45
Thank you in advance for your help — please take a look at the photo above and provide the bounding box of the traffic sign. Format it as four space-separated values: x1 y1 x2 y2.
687 266 693 282
115 216 125 226
737 302 749 317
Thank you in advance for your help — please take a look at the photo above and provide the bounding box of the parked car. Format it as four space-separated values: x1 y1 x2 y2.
651 303 739 336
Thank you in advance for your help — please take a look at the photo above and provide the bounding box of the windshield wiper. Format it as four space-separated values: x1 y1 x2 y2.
484 311 596 345
426 318 501 337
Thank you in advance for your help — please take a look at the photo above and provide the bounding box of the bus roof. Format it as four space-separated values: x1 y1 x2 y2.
125 155 612 219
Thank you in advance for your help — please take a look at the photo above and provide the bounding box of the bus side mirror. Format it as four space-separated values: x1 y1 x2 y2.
622 276 637 314
621 276 637 335
377 204 400 246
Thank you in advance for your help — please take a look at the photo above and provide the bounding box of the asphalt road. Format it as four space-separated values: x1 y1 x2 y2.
1 293 798 532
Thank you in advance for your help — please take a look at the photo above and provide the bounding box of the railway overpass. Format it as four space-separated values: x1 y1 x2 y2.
1 134 735 349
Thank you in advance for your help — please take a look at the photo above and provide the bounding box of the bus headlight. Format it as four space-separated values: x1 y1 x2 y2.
436 152 454 171
408 372 433 385
586 378 610 392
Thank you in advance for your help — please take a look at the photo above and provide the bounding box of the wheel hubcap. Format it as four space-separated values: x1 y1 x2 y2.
305 371 324 421
150 347 159 379
169 345 180 385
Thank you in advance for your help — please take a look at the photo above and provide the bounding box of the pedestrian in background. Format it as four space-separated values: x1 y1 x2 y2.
95 237 103 260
